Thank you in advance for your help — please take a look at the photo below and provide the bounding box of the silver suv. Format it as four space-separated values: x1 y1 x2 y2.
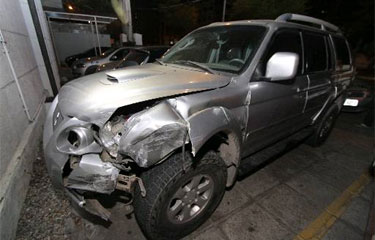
44 13 354 239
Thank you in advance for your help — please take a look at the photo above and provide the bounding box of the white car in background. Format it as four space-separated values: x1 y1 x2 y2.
96 46 169 73
71 47 132 77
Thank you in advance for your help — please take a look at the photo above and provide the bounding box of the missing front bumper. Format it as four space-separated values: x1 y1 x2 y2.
65 154 120 194
65 189 112 220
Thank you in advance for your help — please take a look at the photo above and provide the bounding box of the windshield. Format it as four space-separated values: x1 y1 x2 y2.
101 48 115 58
125 50 149 63
161 25 266 74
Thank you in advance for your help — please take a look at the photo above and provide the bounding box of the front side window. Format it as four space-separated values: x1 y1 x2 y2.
124 50 148 64
161 25 267 74
149 48 168 62
264 30 303 75
303 33 328 73
101 48 115 58
111 49 129 60
332 37 351 71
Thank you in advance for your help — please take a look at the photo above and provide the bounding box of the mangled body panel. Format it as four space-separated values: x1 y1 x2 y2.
66 154 120 194
187 106 242 155
44 72 245 197
97 85 247 169
117 101 188 167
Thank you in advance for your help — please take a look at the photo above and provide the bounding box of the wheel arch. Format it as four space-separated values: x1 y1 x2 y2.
187 107 242 186
312 89 344 124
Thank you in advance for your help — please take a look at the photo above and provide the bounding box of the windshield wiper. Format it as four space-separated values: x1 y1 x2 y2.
155 58 166 66
172 60 215 74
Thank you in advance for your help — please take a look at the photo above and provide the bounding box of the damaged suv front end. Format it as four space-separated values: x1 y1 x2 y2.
43 14 354 239
43 59 235 216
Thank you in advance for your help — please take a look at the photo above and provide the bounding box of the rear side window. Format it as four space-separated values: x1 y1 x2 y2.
112 49 129 59
332 37 351 71
124 50 148 64
148 49 168 62
265 30 303 75
303 33 328 73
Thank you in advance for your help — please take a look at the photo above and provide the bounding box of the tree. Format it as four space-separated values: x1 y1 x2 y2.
306 0 374 54
159 0 199 36
229 0 307 20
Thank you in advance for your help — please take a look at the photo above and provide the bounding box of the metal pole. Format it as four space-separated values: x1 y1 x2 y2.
94 16 102 55
122 0 133 42
28 0 58 96
126 0 133 42
46 16 61 67
0 30 32 122
222 0 226 22
90 21 97 56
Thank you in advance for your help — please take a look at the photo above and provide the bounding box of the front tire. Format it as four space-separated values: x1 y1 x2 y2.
133 151 227 240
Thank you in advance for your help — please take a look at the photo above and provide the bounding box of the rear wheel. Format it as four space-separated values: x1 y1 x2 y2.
84 65 98 75
307 104 339 147
133 151 227 240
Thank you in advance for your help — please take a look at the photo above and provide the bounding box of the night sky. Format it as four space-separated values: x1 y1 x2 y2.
63 0 374 54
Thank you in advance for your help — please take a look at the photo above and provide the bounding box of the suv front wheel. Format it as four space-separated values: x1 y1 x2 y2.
134 151 227 240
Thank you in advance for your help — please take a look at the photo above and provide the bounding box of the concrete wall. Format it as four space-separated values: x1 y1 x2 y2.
49 22 111 62
0 0 50 239
53 32 111 62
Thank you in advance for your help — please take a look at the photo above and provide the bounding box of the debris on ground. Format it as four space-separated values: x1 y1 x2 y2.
15 149 86 240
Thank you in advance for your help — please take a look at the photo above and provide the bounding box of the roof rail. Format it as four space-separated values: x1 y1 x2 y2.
276 13 340 33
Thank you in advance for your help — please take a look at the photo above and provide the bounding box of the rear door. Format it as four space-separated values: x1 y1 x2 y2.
302 32 334 120
331 36 353 97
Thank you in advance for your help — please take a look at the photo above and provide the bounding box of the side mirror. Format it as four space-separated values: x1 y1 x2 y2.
265 52 299 81
110 55 118 61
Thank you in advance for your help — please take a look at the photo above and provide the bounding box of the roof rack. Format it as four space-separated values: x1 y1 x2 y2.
276 13 340 33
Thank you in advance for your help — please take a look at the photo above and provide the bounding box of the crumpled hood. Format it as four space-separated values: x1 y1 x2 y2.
58 64 231 125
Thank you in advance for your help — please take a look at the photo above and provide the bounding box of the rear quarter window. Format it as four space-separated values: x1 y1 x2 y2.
332 37 351 71
303 32 328 73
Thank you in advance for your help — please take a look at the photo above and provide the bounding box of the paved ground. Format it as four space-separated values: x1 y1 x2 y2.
16 111 374 240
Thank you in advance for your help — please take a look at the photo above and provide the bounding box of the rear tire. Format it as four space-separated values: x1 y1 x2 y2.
84 65 98 75
307 104 339 147
133 151 227 240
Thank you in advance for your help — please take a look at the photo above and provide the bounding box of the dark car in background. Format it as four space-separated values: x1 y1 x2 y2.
342 86 373 112
65 47 111 67
96 46 169 72
72 47 131 77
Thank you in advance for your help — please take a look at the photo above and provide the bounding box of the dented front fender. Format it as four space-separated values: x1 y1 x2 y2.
118 101 188 167
187 107 242 155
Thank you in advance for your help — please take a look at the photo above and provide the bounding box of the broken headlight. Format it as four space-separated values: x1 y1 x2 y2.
99 115 128 157
56 125 101 155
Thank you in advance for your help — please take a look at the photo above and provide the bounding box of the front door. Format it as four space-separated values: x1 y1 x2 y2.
243 29 308 156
